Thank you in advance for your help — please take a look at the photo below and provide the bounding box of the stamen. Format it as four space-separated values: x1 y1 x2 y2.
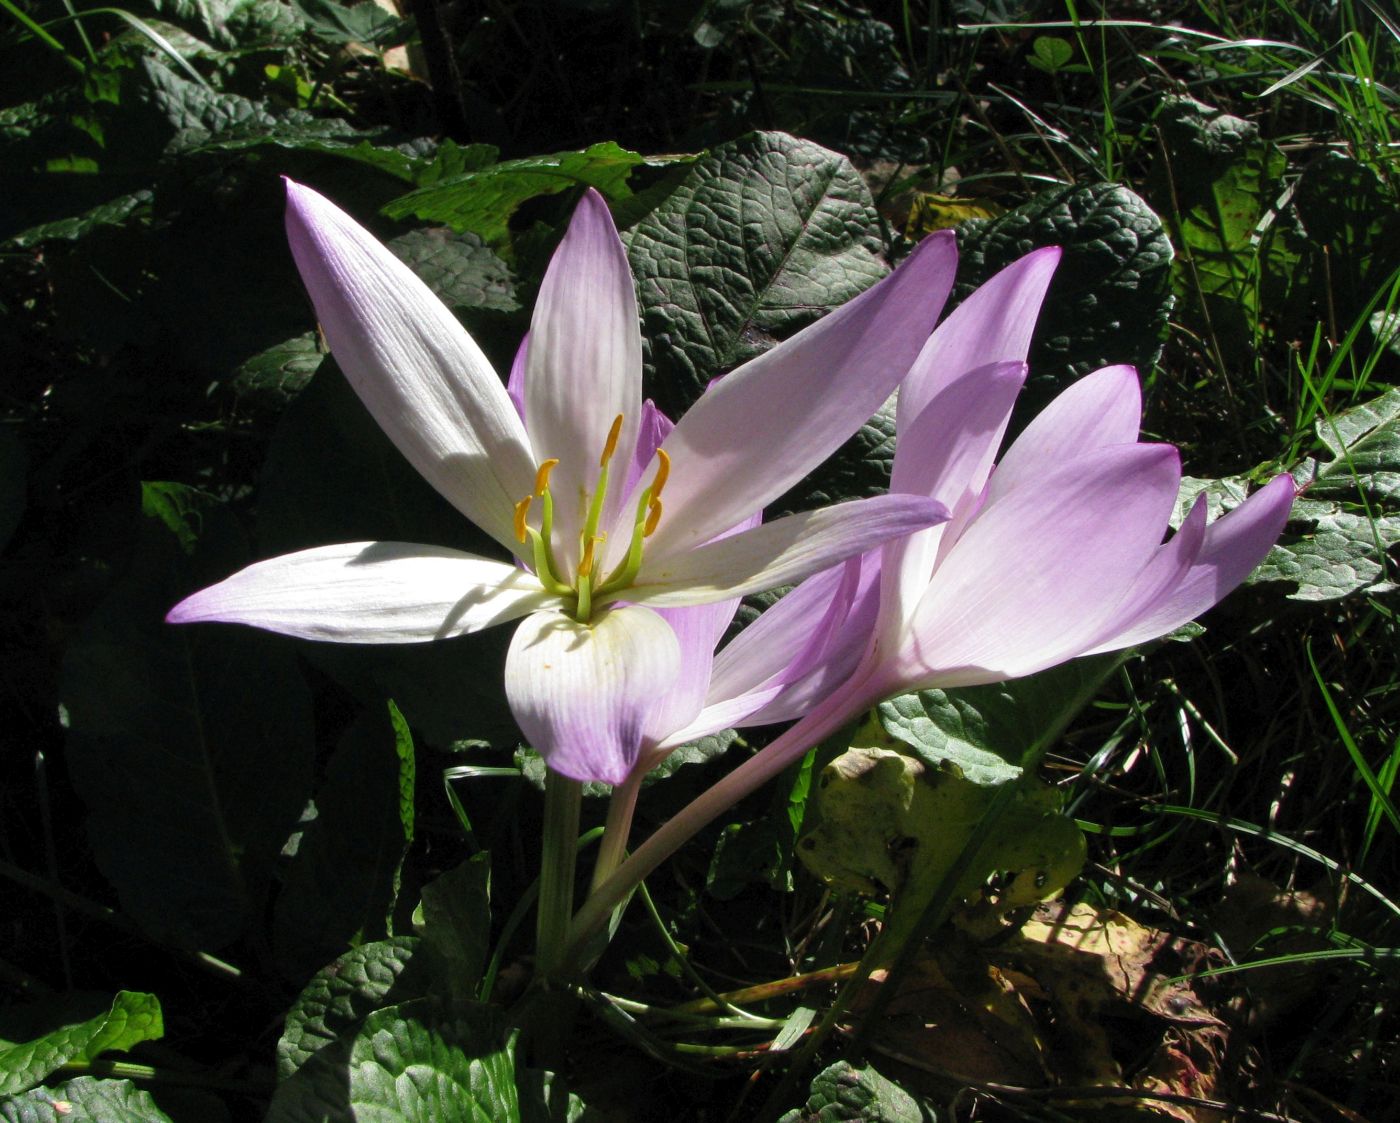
513 496 533 543
578 535 599 578
600 414 624 467
644 498 663 537
534 458 559 496
651 449 671 500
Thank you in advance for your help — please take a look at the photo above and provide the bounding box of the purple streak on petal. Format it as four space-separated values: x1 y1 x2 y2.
624 399 676 501
165 542 550 642
525 189 642 571
896 443 1183 687
647 232 958 558
896 246 1060 432
507 332 529 421
283 179 535 554
1082 474 1295 655
505 604 680 785
988 364 1142 505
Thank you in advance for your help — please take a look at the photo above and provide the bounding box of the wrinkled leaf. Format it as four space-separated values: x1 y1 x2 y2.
229 332 325 409
3 189 152 249
266 1001 520 1123
877 653 1123 779
0 1077 175 1123
626 131 887 420
955 181 1174 422
277 938 432 1078
777 1060 931 1123
0 993 163 1097
386 227 518 313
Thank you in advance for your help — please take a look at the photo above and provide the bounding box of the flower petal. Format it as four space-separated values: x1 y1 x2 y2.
166 542 551 642
284 180 535 552
646 231 959 556
623 494 948 608
987 364 1142 504
703 553 881 731
525 189 642 567
506 604 681 785
896 246 1060 431
1082 474 1295 654
899 443 1182 686
880 360 1027 646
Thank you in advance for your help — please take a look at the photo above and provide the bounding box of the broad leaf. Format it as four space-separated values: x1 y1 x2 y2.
61 485 316 948
383 142 658 246
626 130 888 421
1240 389 1400 599
0 1077 175 1123
0 993 163 1097
277 939 432 1078
273 707 416 978
956 181 1174 423
414 855 492 1001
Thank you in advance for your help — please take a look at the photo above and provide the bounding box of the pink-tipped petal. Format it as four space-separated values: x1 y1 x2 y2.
623 494 948 608
165 542 551 642
1082 474 1295 654
525 189 642 569
506 604 680 785
896 246 1061 430
647 231 959 556
988 364 1143 504
899 443 1182 686
283 180 535 553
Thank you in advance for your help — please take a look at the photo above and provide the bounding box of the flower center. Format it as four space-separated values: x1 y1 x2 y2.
513 413 669 622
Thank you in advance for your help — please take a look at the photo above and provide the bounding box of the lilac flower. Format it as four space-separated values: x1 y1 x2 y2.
167 180 955 784
565 247 1294 956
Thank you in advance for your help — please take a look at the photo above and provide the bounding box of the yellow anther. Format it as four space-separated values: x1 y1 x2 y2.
651 449 671 500
644 498 663 537
513 496 533 543
600 414 624 467
578 535 600 578
534 458 559 496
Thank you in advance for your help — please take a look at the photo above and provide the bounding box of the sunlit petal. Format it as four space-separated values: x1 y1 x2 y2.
506 605 680 785
166 542 550 642
284 180 535 552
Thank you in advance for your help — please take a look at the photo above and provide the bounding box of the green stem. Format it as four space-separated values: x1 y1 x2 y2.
535 771 582 978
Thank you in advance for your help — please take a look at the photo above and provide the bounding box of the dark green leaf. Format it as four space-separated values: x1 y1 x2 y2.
0 1077 175 1123
273 707 415 979
229 332 325 410
0 993 163 1097
877 653 1123 779
626 131 887 420
955 181 1174 422
277 938 432 1078
1242 389 1400 599
383 142 657 246
777 1060 933 1123
386 227 519 313
61 485 316 948
414 855 492 1000
3 190 152 249
267 1001 519 1123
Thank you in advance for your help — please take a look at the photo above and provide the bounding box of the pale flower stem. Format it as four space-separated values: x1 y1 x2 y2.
562 677 874 973
535 770 583 978
590 766 645 894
